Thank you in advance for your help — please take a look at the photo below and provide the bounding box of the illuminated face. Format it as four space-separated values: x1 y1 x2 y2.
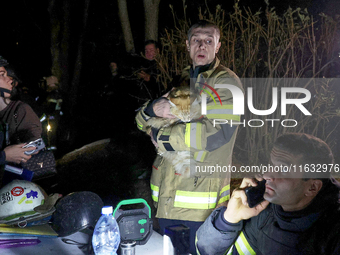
0 67 13 97
186 26 221 68
145 44 158 61
263 147 314 211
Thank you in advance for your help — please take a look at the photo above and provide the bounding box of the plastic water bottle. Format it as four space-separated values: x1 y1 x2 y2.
92 206 121 255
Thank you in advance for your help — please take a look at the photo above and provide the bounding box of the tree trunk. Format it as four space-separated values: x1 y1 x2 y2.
143 0 161 41
69 0 91 116
48 0 71 92
117 0 135 53
48 0 61 81
60 1 71 92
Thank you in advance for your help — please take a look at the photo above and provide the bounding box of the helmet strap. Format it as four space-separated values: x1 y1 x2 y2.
0 88 11 97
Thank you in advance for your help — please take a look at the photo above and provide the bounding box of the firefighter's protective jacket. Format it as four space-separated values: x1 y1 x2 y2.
135 58 243 221
196 180 340 255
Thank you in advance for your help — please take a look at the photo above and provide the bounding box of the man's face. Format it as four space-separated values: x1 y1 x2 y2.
186 26 221 68
145 44 158 61
263 147 315 211
0 67 13 97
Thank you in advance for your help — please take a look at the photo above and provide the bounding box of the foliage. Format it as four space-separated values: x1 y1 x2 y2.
155 1 340 164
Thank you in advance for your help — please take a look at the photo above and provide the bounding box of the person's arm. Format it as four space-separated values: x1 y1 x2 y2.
196 206 243 255
3 144 34 164
196 178 269 255
135 91 174 132
152 74 241 154
0 150 6 165
137 71 151 82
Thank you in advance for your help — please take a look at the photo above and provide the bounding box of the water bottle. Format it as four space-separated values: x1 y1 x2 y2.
92 206 121 255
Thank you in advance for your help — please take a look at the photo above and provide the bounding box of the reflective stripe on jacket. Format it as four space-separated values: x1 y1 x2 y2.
226 231 256 255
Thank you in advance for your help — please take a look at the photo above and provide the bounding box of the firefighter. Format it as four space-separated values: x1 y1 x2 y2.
136 20 243 254
196 133 340 255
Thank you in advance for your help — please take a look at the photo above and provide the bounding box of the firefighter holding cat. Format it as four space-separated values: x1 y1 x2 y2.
136 20 243 255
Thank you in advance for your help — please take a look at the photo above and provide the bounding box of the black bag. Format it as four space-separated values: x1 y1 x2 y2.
21 150 57 180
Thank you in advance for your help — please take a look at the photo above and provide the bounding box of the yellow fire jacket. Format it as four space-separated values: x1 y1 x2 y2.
135 58 243 221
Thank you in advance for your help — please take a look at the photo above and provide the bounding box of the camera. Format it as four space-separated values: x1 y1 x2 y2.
22 138 46 155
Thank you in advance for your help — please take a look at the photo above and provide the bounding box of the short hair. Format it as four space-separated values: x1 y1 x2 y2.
144 40 159 49
0 56 9 67
187 20 221 42
273 133 334 165
273 133 334 181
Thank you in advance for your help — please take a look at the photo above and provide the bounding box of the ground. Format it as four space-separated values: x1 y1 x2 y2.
42 130 243 234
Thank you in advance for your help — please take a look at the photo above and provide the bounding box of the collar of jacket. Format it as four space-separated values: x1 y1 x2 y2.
181 58 220 80
272 180 340 232
189 58 218 79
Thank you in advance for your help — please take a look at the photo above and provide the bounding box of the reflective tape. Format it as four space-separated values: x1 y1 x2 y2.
150 184 159 202
40 114 47 122
218 185 230 204
174 190 217 209
194 151 207 162
185 122 203 150
185 124 191 147
206 105 240 121
227 231 256 255
136 121 143 130
227 246 233 255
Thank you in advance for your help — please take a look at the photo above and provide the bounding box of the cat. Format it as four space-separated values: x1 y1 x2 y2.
146 86 202 177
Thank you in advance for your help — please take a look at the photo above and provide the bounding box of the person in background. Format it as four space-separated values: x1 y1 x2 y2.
135 40 163 103
0 56 42 145
110 40 163 104
36 75 64 150
5 65 41 116
196 133 340 255
0 56 37 181
136 20 243 255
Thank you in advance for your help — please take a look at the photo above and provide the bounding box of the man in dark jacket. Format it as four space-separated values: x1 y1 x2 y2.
196 133 340 255
135 40 163 103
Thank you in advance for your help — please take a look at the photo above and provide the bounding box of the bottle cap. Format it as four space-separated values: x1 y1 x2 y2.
102 206 113 215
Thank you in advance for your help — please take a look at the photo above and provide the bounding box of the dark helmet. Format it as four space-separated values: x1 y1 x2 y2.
0 56 8 67
5 65 22 85
51 191 104 237
0 56 12 97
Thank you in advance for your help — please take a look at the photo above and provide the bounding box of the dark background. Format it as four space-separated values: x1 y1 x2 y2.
0 0 338 153
1 0 333 86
